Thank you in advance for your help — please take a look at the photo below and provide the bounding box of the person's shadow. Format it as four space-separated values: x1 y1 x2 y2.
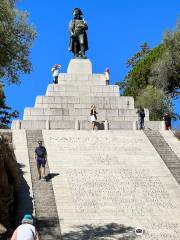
14 163 33 227
45 173 59 182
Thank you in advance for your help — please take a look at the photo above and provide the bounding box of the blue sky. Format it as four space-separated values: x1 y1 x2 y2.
5 0 180 129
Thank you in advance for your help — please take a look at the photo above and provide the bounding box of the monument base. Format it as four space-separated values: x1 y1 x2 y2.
67 59 92 74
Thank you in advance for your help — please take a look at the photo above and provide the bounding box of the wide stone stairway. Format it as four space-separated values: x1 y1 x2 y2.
11 59 180 240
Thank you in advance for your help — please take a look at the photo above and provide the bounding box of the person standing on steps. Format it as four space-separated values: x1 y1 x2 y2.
11 214 39 240
163 112 172 130
136 106 145 130
35 141 47 180
51 64 61 84
104 68 110 85
90 105 97 130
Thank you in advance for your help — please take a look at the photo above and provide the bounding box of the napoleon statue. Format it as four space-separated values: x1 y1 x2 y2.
68 8 88 59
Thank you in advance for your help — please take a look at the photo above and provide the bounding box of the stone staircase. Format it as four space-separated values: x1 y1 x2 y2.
41 129 180 240
26 130 61 240
144 129 180 185
11 59 165 131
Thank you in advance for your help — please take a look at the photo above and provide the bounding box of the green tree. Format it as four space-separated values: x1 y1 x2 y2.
126 42 151 68
0 85 18 128
0 0 36 84
0 0 36 128
123 44 165 98
135 85 174 121
150 21 180 95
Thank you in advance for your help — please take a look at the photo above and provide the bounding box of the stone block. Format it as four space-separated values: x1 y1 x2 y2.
46 91 120 97
67 59 92 74
88 74 105 81
144 121 164 130
35 96 134 108
109 121 134 129
47 85 121 94
102 86 114 93
20 120 46 129
58 73 66 81
23 108 44 117
44 108 64 116
50 121 74 129
11 120 21 129
42 96 55 104
36 96 43 104
58 79 106 86
106 109 119 117
75 74 89 81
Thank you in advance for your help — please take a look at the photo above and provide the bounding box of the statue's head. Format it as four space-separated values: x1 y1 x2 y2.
73 8 83 17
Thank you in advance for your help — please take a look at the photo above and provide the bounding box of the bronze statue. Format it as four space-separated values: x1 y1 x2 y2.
68 8 88 59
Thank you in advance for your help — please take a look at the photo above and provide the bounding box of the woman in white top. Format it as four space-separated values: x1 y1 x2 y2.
90 105 97 130
11 214 39 240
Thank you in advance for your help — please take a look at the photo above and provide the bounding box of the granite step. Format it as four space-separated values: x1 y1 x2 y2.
46 84 119 93
24 108 141 118
46 91 120 97
35 96 134 107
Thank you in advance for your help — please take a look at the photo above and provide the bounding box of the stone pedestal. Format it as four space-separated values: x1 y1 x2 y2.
67 59 92 74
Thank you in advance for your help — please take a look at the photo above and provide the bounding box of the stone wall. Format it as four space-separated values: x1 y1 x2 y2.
0 131 19 238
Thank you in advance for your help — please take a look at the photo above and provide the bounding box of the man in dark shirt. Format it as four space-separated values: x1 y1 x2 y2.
136 107 145 130
35 141 47 180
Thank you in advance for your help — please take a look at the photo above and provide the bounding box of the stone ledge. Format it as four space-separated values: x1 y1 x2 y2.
12 119 164 130
58 73 106 81
35 96 134 106
46 92 120 97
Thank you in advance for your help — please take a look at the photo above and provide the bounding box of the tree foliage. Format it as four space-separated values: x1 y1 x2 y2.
0 85 18 128
126 42 151 68
0 0 36 84
123 44 165 98
0 0 36 128
117 20 180 121
150 22 180 95
136 85 174 121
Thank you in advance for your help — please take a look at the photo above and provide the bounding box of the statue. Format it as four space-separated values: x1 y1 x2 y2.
68 8 88 59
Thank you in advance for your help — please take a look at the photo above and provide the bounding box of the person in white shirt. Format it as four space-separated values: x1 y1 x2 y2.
51 64 61 84
104 68 110 85
11 214 39 240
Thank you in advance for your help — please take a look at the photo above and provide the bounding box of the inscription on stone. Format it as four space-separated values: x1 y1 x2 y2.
63 168 176 217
